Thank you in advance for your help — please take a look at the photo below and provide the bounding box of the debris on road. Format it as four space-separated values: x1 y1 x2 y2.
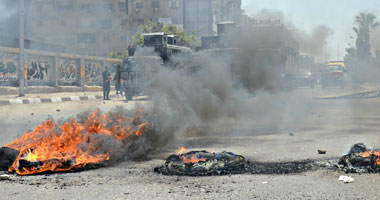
337 143 380 173
318 150 327 154
339 175 354 183
0 174 10 181
154 150 249 176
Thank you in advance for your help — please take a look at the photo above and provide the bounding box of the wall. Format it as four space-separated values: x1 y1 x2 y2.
58 58 80 86
0 52 18 86
26 55 53 85
84 59 102 85
0 46 122 87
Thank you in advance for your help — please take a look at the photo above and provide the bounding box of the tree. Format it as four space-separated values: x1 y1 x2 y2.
130 22 200 48
353 12 379 63
344 12 379 70
108 50 127 59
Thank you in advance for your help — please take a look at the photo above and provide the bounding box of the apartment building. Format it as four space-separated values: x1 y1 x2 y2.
29 0 242 56
127 0 184 36
31 0 128 56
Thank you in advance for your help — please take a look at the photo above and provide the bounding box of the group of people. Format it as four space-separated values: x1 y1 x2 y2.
102 64 123 101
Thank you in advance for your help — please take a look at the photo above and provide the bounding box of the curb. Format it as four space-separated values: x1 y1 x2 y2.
0 95 105 107
313 90 380 100
0 95 150 107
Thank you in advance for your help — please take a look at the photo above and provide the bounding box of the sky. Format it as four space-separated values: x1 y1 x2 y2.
242 0 380 61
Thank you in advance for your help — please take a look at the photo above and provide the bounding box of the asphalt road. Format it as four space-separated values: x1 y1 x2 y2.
1 86 380 199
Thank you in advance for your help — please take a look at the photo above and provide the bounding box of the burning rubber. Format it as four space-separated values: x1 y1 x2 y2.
154 147 316 176
337 143 380 173
0 108 158 175
154 150 249 176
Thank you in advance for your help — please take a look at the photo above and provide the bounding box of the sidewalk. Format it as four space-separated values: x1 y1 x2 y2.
0 91 150 106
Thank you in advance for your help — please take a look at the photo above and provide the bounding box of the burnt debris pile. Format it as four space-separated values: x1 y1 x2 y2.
154 151 249 176
0 147 18 171
338 143 380 173
155 150 316 176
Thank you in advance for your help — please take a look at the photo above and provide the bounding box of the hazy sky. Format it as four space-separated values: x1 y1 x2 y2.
242 0 380 60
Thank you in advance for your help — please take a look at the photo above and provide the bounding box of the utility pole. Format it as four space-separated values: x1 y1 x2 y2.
19 0 25 97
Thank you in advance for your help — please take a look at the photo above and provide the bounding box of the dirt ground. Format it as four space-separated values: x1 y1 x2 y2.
2 87 380 199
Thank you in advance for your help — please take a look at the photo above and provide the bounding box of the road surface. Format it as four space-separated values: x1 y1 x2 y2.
1 87 380 199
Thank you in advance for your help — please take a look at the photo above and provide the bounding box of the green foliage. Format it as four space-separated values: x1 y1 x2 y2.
130 22 200 48
109 50 127 59
345 12 379 68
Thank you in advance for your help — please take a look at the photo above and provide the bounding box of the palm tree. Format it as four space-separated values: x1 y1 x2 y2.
353 12 380 63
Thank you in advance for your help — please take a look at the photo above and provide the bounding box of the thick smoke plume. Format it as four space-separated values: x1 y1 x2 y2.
0 0 18 40
253 9 333 62
294 25 334 60
136 49 250 142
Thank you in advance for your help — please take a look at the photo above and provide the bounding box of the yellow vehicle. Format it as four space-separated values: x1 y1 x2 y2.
327 61 345 69
321 61 347 89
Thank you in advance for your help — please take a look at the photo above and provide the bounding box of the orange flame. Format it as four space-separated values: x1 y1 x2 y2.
181 154 207 164
175 146 187 154
5 109 148 175
359 150 380 166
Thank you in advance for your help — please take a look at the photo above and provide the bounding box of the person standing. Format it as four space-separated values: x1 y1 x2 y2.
102 66 111 100
113 64 122 97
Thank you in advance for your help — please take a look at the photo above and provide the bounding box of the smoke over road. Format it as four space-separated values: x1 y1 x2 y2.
253 9 334 62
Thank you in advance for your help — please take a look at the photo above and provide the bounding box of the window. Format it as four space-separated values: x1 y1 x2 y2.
152 1 160 8
36 5 42 12
103 3 114 14
104 35 110 42
101 19 112 29
37 20 43 27
77 33 96 44
60 20 66 26
80 4 94 13
136 2 144 9
54 4 73 11
138 19 144 25
119 2 127 12
120 35 128 42
168 0 178 9
120 18 128 25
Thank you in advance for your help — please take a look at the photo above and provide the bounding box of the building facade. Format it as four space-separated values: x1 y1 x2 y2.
183 0 242 37
127 0 184 37
31 0 128 56
29 0 242 56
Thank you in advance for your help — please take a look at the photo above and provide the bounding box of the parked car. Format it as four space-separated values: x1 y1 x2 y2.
294 69 316 88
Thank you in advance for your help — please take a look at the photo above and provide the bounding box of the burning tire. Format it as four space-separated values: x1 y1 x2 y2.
154 151 249 176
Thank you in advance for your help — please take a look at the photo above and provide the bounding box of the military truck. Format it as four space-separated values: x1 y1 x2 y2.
200 22 299 91
121 56 162 101
128 32 192 63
